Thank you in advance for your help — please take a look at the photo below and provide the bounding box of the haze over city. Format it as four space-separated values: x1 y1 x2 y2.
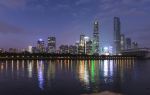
0 0 150 49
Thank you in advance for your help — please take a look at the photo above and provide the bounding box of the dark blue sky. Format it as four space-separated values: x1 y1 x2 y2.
0 0 150 49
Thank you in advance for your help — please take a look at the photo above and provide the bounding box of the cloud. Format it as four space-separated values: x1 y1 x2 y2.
75 0 92 5
122 0 150 4
0 0 27 9
97 0 150 17
0 21 24 34
52 4 71 11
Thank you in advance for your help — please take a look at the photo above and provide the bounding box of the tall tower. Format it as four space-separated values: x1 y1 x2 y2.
114 17 121 55
93 20 99 54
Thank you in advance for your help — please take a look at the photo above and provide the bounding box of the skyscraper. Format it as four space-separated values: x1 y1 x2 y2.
120 34 125 51
79 34 85 46
79 34 85 54
75 41 79 54
28 45 33 53
92 20 99 54
86 39 92 55
126 38 131 49
84 36 91 54
47 37 56 53
37 39 45 53
114 17 121 55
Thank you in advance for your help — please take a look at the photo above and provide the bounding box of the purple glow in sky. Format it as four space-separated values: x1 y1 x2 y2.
0 0 150 49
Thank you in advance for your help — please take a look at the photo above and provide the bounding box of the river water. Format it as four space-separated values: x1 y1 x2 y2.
0 59 150 95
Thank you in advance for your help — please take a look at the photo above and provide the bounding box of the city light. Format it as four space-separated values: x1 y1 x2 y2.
39 38 43 41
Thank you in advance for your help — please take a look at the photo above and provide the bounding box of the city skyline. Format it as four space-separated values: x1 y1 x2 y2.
0 0 150 49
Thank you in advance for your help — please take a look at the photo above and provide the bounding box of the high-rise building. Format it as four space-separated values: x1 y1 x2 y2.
79 34 85 46
79 34 85 54
69 45 77 54
126 38 131 49
37 39 45 53
28 45 33 53
114 17 121 55
75 41 79 54
120 34 125 51
59 45 69 54
47 37 56 53
86 39 92 55
83 36 93 55
92 20 100 54
132 42 138 49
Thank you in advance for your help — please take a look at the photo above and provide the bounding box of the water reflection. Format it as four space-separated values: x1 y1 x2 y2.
79 60 89 89
102 60 114 83
0 59 136 94
37 60 44 90
28 61 33 78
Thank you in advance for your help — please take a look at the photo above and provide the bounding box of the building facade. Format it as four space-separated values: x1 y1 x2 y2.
28 46 33 53
114 17 121 55
132 42 138 49
86 39 92 55
37 39 45 53
79 34 85 54
59 45 69 54
92 20 100 54
126 38 131 49
69 45 77 54
120 34 125 51
47 37 56 53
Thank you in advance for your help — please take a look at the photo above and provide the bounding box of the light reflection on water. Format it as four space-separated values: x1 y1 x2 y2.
0 59 149 95
38 60 44 90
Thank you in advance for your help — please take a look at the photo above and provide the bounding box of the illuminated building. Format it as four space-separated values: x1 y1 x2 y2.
28 45 33 53
108 46 113 55
126 38 131 49
78 46 84 54
101 46 113 55
79 34 85 46
59 45 69 54
114 17 121 55
120 34 125 51
79 34 85 54
47 37 56 53
75 41 79 54
37 39 45 53
92 20 99 54
84 36 92 55
86 39 92 55
0 48 4 53
69 45 77 54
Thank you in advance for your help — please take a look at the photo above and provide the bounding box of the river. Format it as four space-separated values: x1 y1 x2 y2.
0 59 150 95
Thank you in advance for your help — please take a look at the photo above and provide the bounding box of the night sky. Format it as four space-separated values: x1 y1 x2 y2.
0 0 150 49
